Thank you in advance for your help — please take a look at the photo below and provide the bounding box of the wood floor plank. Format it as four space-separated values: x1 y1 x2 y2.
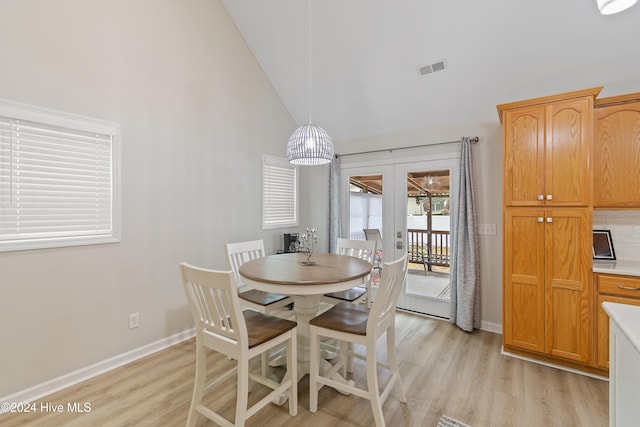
0 311 608 426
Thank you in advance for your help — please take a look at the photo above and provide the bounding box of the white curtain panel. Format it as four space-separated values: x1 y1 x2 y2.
348 192 382 241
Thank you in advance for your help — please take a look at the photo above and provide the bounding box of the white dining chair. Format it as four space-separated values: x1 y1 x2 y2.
322 238 376 306
180 262 298 427
226 239 295 375
322 238 376 373
363 228 383 274
309 254 408 427
226 239 294 314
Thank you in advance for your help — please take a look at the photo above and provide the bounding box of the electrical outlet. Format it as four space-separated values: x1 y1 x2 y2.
128 313 140 329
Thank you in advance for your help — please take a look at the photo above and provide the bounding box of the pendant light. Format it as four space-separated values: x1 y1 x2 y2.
286 0 334 166
597 0 638 14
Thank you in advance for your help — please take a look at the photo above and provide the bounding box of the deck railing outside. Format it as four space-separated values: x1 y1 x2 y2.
407 228 450 273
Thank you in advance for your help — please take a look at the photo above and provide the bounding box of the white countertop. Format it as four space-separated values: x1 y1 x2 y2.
593 260 640 277
602 302 640 355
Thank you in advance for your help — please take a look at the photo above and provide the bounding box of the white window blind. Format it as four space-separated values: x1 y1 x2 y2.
262 155 298 229
0 100 120 251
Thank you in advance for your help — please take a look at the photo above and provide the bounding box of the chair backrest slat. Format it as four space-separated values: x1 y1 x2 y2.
226 239 266 289
180 263 247 345
336 238 376 284
336 237 376 261
367 254 408 334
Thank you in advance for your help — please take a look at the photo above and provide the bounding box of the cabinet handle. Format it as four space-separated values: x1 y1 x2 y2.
618 285 640 291
537 217 544 223
546 194 553 200
546 217 553 223
537 194 544 201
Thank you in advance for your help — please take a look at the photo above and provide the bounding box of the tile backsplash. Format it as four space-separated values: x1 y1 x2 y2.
593 210 640 261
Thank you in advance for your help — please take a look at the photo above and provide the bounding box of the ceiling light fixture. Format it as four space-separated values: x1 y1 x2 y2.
286 0 334 166
597 0 638 14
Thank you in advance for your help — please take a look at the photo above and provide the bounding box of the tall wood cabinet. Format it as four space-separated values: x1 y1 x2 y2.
503 208 592 363
502 97 592 207
498 87 601 368
594 93 640 208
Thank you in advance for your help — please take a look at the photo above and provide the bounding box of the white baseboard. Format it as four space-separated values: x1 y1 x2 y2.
480 320 502 334
501 347 609 381
1 328 195 411
396 307 503 335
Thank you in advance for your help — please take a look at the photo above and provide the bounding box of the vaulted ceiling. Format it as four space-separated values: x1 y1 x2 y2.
222 0 640 144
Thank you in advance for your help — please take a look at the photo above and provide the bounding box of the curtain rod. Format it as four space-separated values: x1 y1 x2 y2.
335 136 479 158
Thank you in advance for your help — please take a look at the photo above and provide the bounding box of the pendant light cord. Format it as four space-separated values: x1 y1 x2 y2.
286 0 334 166
308 0 312 125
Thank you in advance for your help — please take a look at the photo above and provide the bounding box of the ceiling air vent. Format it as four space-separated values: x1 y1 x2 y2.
418 59 447 76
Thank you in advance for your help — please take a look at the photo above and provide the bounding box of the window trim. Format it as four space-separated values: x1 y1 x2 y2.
262 154 298 230
0 99 121 252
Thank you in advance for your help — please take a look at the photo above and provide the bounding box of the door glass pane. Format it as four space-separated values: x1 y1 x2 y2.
404 170 451 303
348 174 383 286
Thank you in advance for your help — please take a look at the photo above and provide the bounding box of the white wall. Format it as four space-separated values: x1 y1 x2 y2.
0 0 298 396
309 121 504 329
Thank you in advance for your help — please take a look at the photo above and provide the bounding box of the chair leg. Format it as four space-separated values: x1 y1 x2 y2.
287 332 298 416
337 339 348 377
235 355 249 427
346 341 355 374
187 343 207 427
387 327 407 403
309 326 320 413
261 353 268 377
366 344 385 427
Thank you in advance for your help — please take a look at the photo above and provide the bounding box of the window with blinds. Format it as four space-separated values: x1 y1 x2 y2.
0 100 120 251
262 154 298 229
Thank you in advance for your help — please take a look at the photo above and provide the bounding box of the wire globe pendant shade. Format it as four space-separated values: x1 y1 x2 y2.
597 0 638 14
287 123 334 165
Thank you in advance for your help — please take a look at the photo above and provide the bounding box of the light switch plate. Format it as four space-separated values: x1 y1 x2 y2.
478 223 497 235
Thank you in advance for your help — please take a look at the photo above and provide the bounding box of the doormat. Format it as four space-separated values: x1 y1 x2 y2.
437 415 472 427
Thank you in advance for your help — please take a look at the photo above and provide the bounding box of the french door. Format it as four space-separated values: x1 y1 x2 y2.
341 158 458 318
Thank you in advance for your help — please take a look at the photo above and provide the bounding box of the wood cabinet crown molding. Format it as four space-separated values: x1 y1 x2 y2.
496 86 603 123
595 92 640 108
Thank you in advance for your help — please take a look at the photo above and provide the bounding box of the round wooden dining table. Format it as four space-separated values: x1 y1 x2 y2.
239 252 372 385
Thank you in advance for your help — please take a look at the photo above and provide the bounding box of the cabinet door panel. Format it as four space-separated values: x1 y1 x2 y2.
504 209 545 352
503 107 545 206
597 295 640 369
545 209 592 363
546 99 591 206
594 103 640 207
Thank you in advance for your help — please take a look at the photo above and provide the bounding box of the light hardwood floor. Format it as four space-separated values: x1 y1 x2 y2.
1 311 608 427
